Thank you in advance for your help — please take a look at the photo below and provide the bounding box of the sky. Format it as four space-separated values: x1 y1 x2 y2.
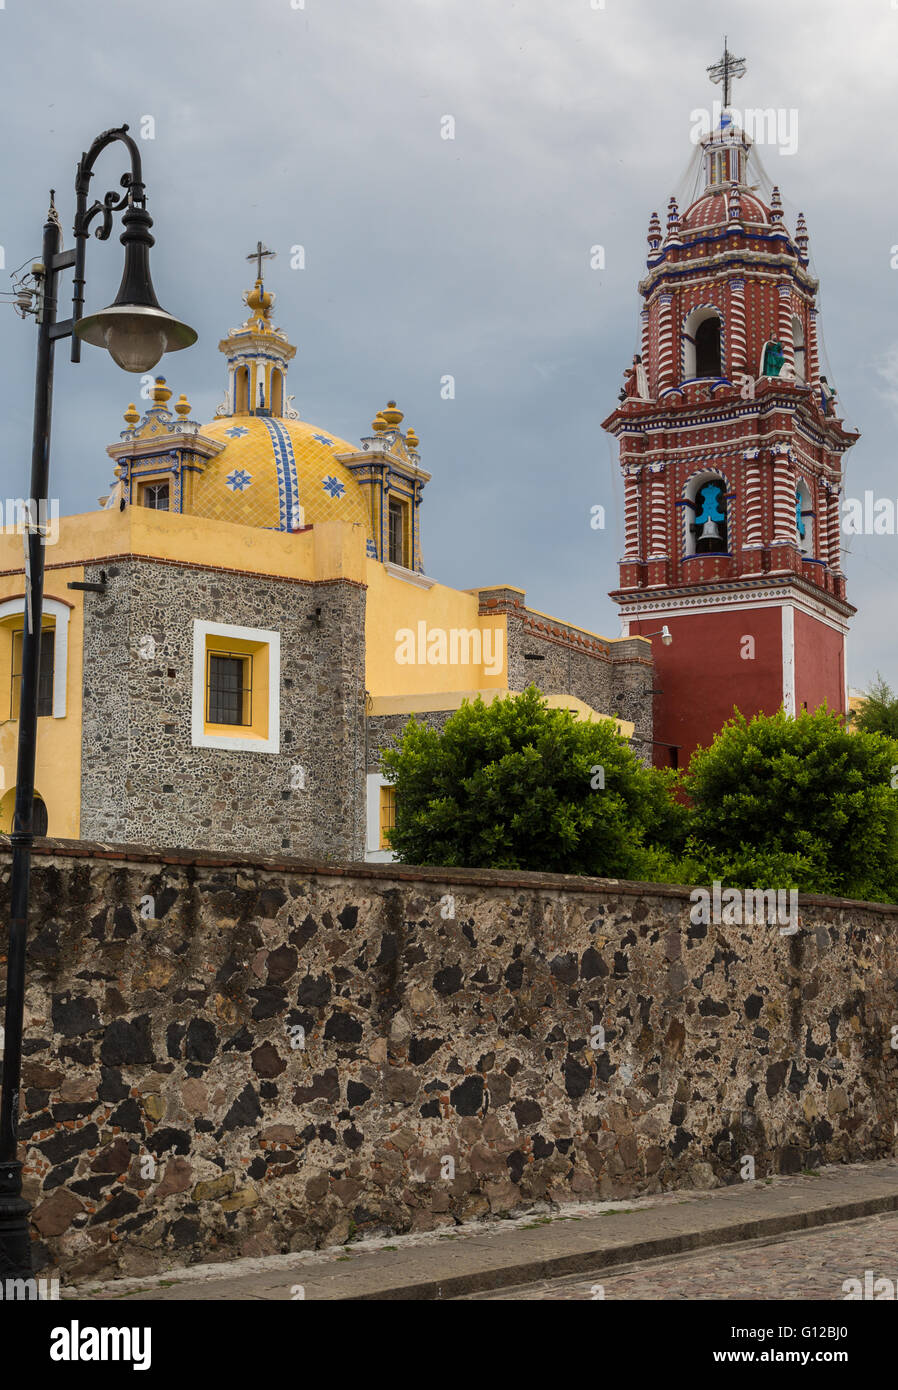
1 0 897 691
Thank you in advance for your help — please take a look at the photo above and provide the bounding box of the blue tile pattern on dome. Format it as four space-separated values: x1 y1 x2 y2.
263 419 303 530
225 469 253 493
323 475 345 499
224 425 250 439
313 434 336 448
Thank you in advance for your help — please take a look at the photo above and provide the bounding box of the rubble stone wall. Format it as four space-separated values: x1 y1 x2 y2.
3 838 896 1284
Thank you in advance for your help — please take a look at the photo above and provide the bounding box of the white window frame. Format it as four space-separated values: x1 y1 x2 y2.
191 619 280 753
366 771 397 862
0 595 69 719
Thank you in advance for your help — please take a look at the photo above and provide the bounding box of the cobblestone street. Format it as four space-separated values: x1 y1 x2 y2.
461 1212 898 1300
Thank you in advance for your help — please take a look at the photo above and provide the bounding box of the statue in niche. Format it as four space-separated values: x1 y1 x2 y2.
623 354 649 399
762 340 785 377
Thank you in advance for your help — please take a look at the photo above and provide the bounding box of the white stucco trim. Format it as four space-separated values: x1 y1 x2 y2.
366 771 397 862
0 595 69 718
191 619 280 753
781 605 796 715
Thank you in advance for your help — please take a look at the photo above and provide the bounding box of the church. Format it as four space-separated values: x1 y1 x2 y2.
0 54 856 852
0 259 650 856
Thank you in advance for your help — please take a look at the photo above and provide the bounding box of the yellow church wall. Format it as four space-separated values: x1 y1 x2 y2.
369 688 634 738
365 559 507 697
0 566 84 840
0 508 367 588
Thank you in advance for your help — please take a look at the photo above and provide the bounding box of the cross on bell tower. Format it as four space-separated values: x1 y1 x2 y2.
706 37 747 109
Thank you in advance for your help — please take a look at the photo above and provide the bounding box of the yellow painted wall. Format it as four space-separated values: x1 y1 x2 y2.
0 508 367 588
369 688 634 738
365 559 507 697
0 567 84 839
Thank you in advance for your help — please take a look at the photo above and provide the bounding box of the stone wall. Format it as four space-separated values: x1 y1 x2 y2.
478 587 654 762
3 838 896 1284
80 559 366 860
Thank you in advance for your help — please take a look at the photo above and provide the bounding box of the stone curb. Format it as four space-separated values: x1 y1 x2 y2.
348 1191 898 1301
75 1163 898 1301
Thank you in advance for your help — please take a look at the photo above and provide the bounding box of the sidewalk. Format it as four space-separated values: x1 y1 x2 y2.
71 1158 898 1301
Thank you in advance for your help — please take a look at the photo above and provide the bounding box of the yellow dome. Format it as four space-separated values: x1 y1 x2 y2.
187 415 372 538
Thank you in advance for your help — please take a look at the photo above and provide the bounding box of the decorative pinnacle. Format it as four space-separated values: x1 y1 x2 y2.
123 402 140 426
770 185 783 222
152 377 171 406
381 400 404 428
371 411 388 434
174 393 191 417
728 185 742 223
647 210 662 248
406 426 419 450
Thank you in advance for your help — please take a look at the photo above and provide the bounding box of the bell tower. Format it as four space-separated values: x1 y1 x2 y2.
603 47 859 767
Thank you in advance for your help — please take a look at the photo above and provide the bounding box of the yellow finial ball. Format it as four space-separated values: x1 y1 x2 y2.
174 393 191 418
123 402 140 426
381 400 403 428
371 412 388 434
406 426 419 449
245 280 273 321
152 377 172 406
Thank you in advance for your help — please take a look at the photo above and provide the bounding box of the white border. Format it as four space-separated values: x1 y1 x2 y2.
0 595 69 718
365 771 397 862
191 619 280 753
781 606 796 715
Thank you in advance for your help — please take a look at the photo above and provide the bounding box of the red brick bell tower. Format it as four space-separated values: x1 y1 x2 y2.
603 104 858 769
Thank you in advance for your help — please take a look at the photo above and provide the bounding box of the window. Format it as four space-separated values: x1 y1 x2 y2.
235 366 249 414
191 620 280 753
796 481 814 556
792 315 806 383
140 481 170 511
0 789 48 836
207 652 252 726
270 369 284 416
10 627 55 719
379 784 396 850
388 500 406 566
682 306 723 380
694 318 722 377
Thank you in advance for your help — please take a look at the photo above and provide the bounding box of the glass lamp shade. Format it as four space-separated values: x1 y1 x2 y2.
75 303 197 373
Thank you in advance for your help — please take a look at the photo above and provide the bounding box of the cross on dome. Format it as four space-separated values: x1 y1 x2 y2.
246 240 276 281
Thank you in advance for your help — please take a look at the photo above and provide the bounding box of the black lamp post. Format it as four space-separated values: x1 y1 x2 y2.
0 126 196 1283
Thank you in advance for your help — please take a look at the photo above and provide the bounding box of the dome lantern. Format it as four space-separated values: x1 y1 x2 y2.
216 244 297 421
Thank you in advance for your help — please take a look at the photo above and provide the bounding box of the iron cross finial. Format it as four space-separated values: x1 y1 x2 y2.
707 37 747 109
247 240 276 281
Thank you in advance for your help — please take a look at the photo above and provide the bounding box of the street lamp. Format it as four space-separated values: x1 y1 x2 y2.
0 125 196 1285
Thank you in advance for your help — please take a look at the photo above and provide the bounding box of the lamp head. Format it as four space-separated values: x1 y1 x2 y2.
74 199 196 372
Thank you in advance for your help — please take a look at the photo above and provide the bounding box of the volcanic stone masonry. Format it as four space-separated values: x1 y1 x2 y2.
2 839 896 1282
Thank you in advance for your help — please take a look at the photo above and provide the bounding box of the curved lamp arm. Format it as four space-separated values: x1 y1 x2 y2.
70 125 144 361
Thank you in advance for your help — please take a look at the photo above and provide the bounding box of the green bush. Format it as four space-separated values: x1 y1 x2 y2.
681 706 898 901
381 685 678 878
